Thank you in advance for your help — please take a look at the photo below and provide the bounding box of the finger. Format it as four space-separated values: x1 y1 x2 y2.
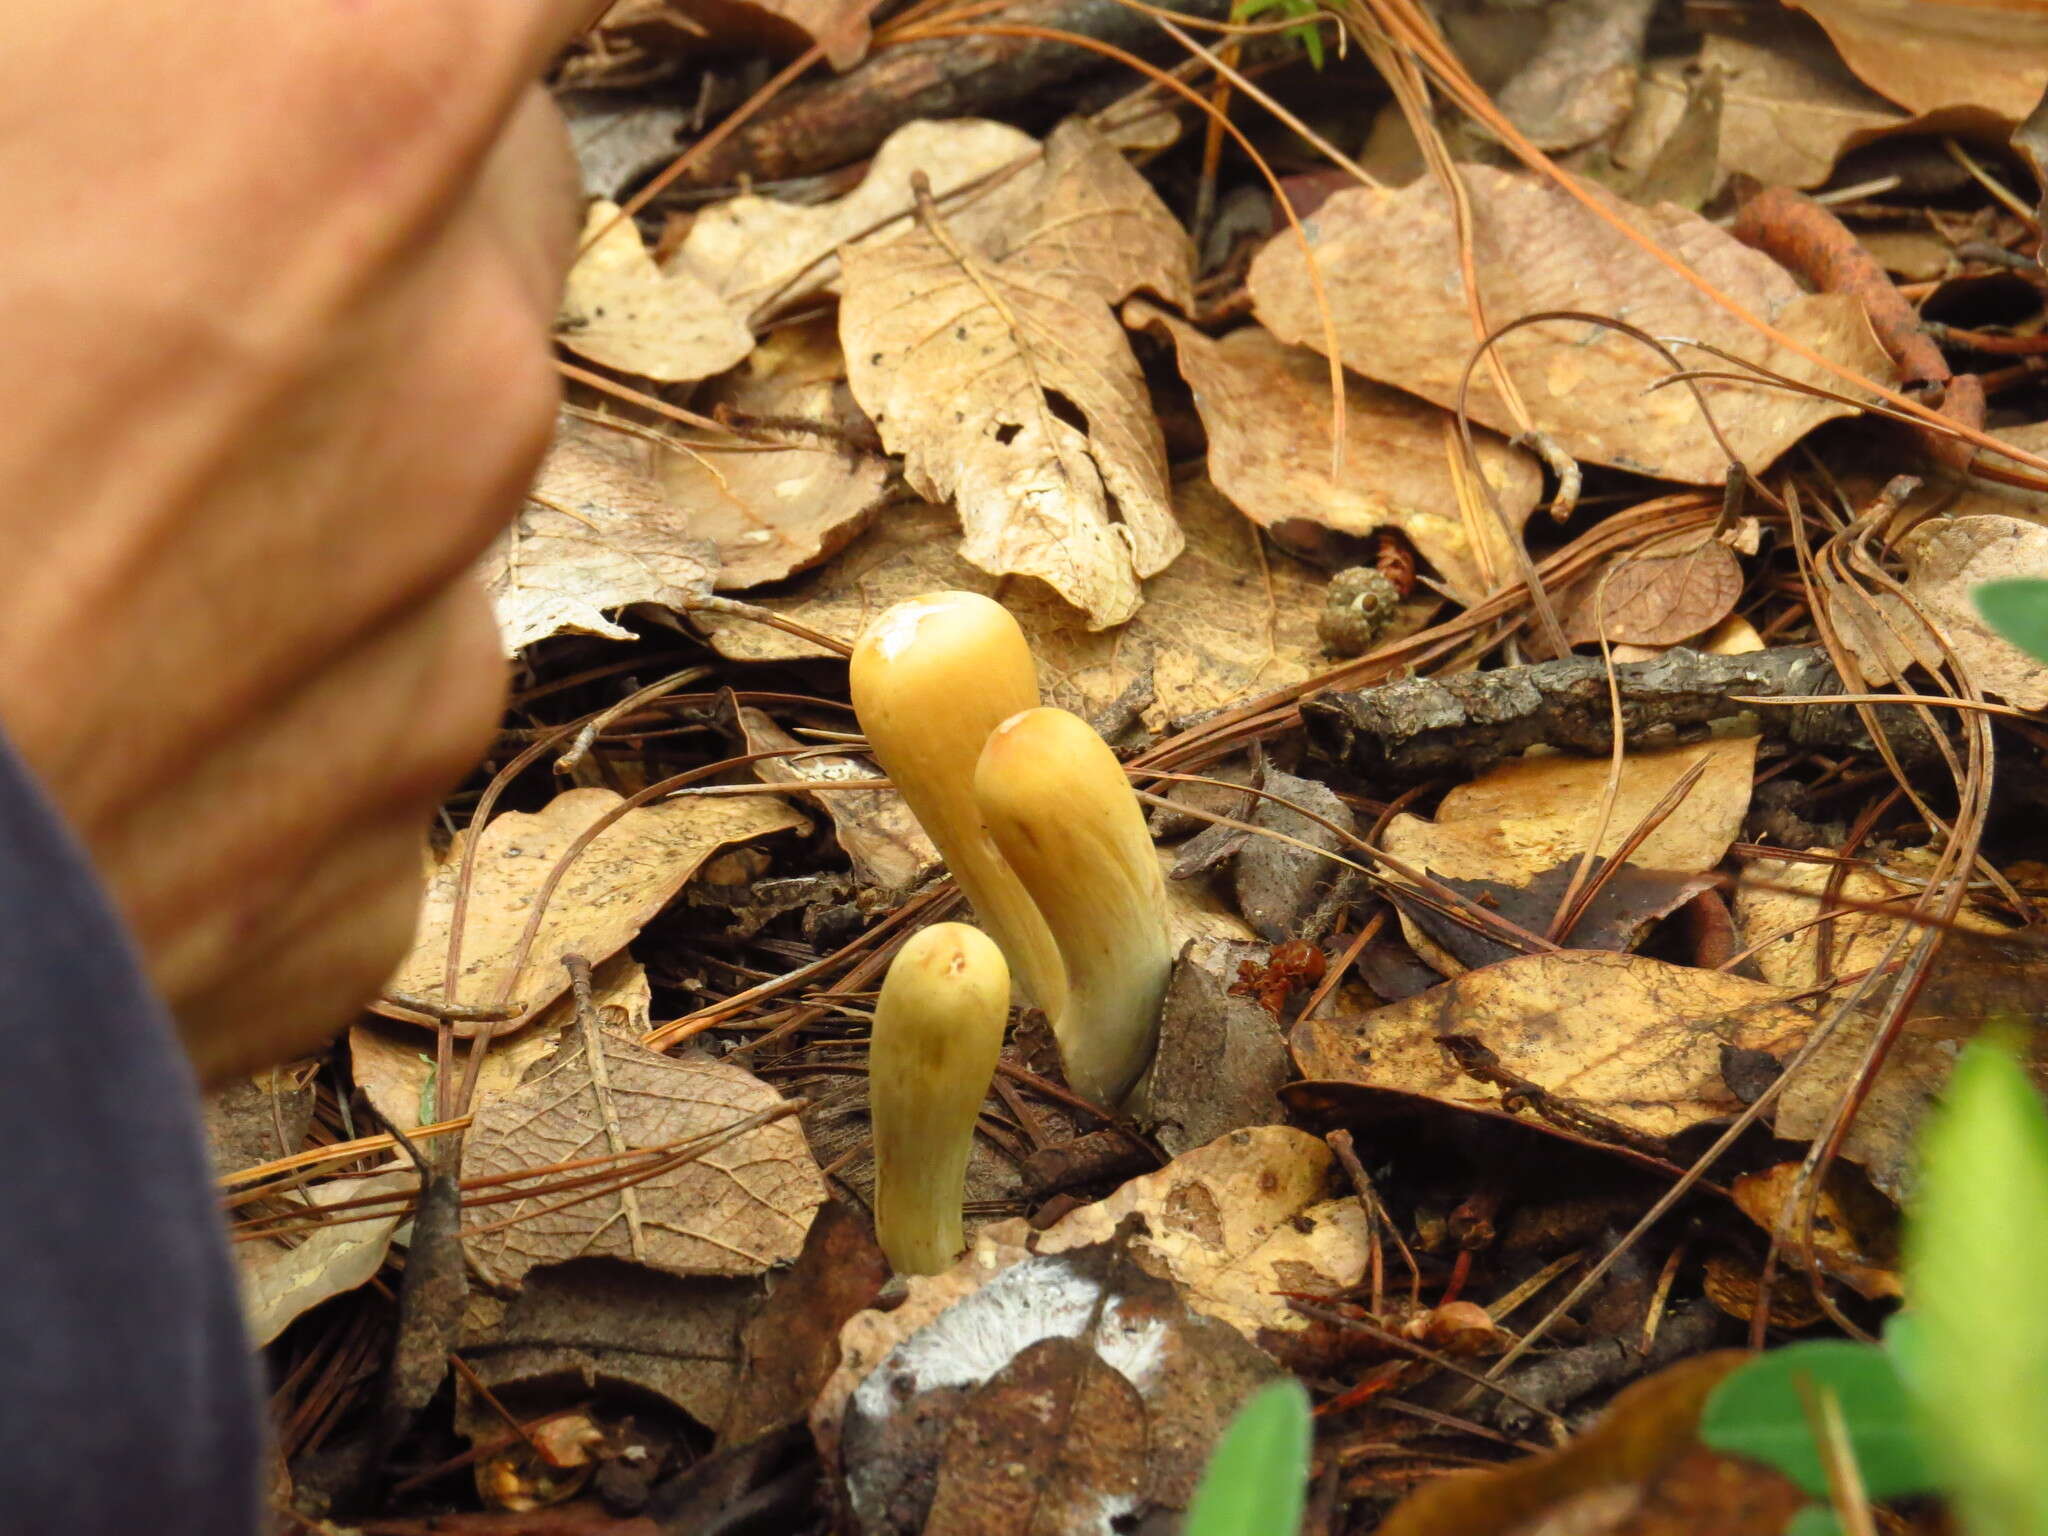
473 85 585 318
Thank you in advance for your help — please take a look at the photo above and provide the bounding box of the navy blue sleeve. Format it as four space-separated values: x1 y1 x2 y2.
0 731 262 1533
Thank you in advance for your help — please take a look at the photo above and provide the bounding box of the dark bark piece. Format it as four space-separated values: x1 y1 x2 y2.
680 0 1229 187
1143 941 1291 1157
1489 1301 1726 1436
1233 767 1358 940
1302 644 1943 781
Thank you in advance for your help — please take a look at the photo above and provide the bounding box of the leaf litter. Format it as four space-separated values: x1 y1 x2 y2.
243 5 2048 1530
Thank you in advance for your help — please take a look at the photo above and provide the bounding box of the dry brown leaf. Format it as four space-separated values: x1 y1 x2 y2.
1290 951 1811 1142
737 707 939 891
205 1067 316 1181
377 785 807 1039
461 1033 825 1289
485 414 717 652
236 1170 416 1345
663 0 867 68
1835 514 2048 708
1617 31 1906 192
1790 0 2048 123
680 119 1047 318
556 200 753 383
1133 304 1539 601
695 483 1323 728
1562 540 1743 646
352 958 652 1129
655 320 890 590
1382 735 1757 889
1247 166 1896 484
840 117 1194 628
1729 1163 1901 1301
1495 0 1655 153
978 1125 1369 1340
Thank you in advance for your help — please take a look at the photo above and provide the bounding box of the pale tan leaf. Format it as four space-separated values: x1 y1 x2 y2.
737 707 938 891
1790 0 2048 123
1562 540 1743 646
989 1125 1369 1339
1247 166 1898 484
840 117 1195 628
377 786 808 1039
692 482 1325 728
236 1170 415 1345
461 1033 824 1289
1617 31 1906 192
680 119 1047 317
352 958 652 1129
485 415 717 652
556 201 753 383
654 320 889 590
1133 304 1539 602
1290 951 1811 1141
1382 735 1757 888
1873 514 2048 707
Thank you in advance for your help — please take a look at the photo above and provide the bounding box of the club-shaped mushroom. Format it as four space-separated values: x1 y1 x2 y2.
850 592 1067 1018
869 922 1011 1275
972 706 1172 1108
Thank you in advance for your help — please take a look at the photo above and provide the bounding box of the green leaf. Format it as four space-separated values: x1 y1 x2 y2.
1905 1033 2048 1536
1975 578 2048 666
1185 1378 1312 1536
1699 1341 1932 1500
1787 1506 1845 1536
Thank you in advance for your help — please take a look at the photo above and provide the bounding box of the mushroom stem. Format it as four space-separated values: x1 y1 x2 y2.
869 922 1010 1275
851 592 1067 1019
972 707 1172 1108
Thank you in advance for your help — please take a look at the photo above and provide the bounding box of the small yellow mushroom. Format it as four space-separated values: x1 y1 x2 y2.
973 706 1172 1108
850 592 1067 1018
870 922 1011 1275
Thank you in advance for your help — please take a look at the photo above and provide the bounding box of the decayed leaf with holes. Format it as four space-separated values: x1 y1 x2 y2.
483 414 717 652
1248 166 1896 484
737 707 939 891
461 1032 825 1289
681 119 1048 318
1616 30 1907 194
1292 951 1811 1142
556 201 753 383
376 786 807 1040
694 483 1328 727
1562 540 1743 646
352 958 652 1129
236 1170 417 1345
654 319 890 590
978 1125 1368 1340
1789 0 2048 123
1834 514 2048 708
839 117 1194 628
1132 303 1538 602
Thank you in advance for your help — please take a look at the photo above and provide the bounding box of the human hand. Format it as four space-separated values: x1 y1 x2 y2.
0 3 592 1080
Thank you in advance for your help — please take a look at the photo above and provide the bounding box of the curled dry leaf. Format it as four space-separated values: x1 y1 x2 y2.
1494 0 1656 153
1789 0 2048 123
693 482 1325 727
461 1032 825 1290
1833 513 2048 708
1132 302 1539 601
236 1170 416 1345
377 785 808 1039
737 706 939 891
352 958 652 1129
1291 951 1812 1143
1729 1162 1901 1301
680 119 1047 319
1380 734 1756 898
979 1124 1370 1341
1248 166 1896 484
1561 539 1743 646
556 201 753 384
839 117 1195 628
654 319 891 591
484 414 716 652
1617 30 1905 193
